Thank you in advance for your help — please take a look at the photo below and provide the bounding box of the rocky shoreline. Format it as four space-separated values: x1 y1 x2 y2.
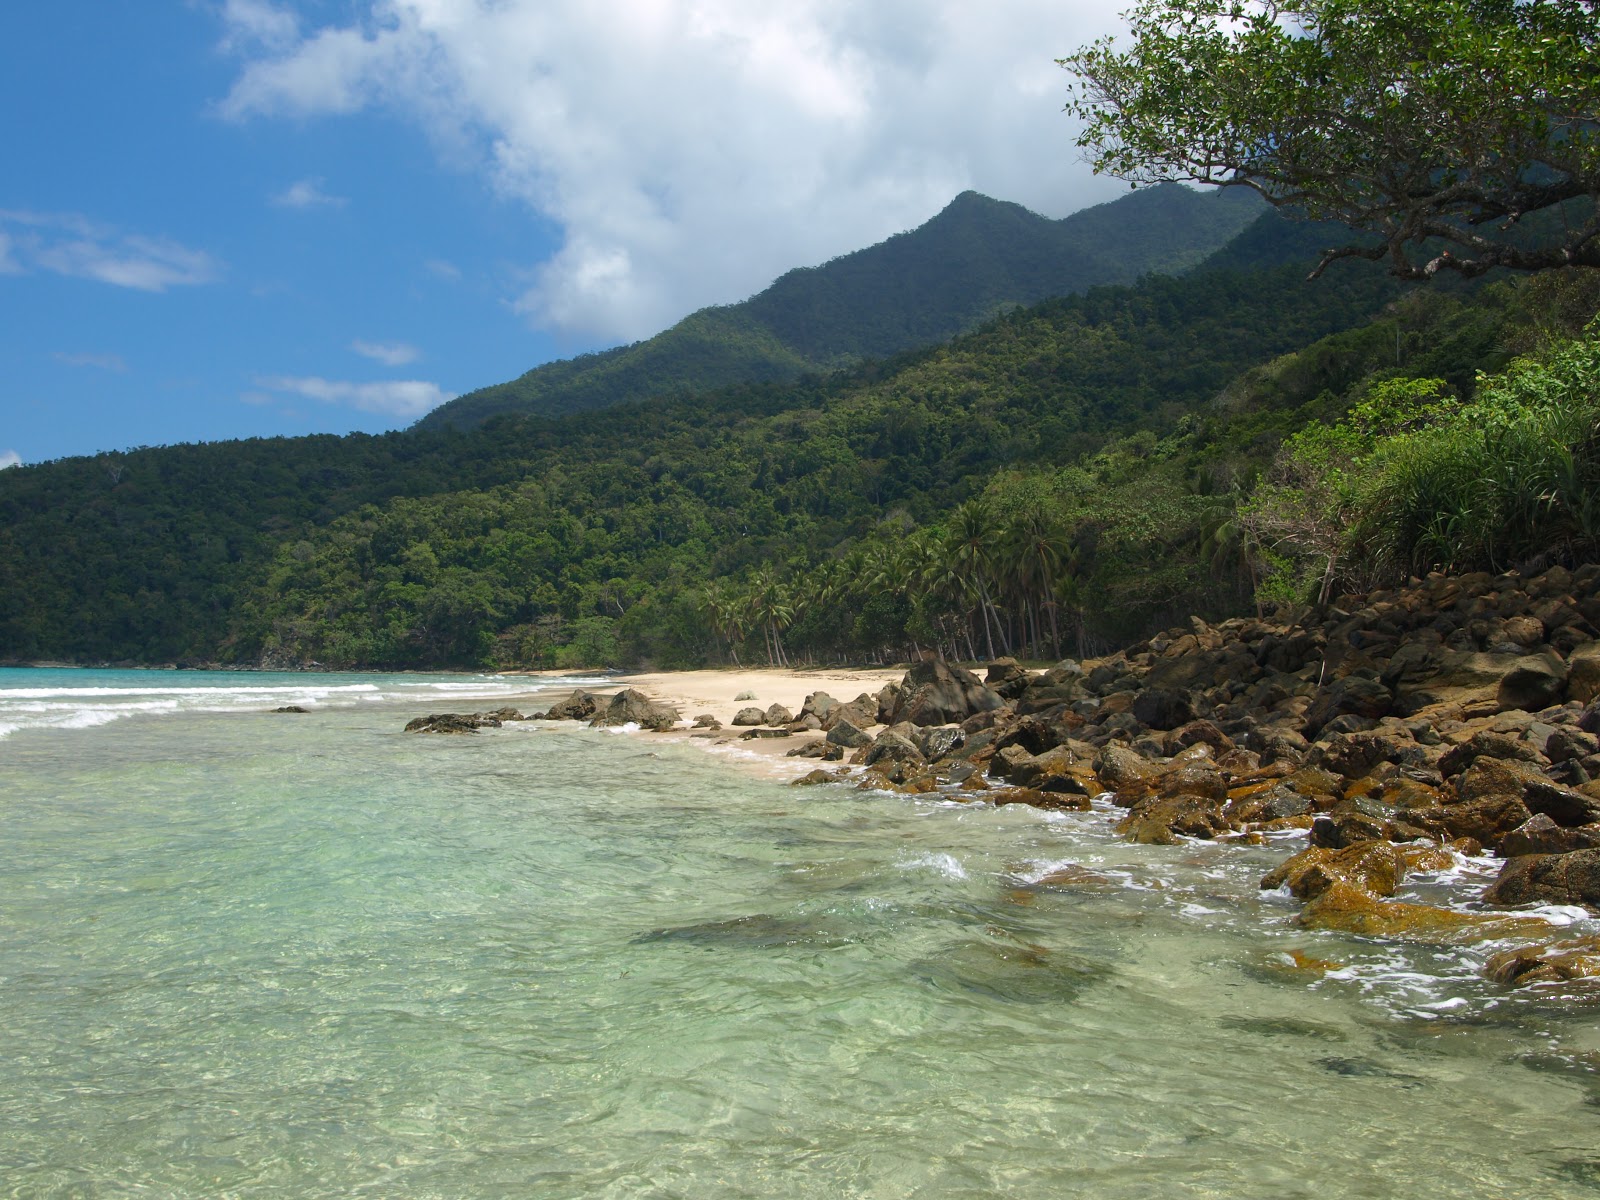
410 563 1600 993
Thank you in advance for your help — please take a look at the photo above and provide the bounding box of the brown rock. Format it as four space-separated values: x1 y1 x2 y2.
989 787 1093 813
1116 795 1232 844
1484 937 1600 987
1298 881 1550 942
1499 814 1600 857
1484 849 1600 910
1261 840 1407 899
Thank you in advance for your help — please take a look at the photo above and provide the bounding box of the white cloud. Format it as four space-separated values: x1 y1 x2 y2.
255 374 454 418
424 257 461 281
218 0 1126 343
53 351 129 372
350 338 419 366
0 231 20 275
0 210 219 291
271 177 347 209
0 450 21 470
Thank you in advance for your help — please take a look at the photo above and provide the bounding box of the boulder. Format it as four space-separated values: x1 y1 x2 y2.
825 718 874 749
889 659 1005 727
546 689 599 721
764 703 795 726
860 730 926 770
829 694 879 731
1116 794 1231 844
1567 643 1600 704
984 658 1033 699
1499 814 1600 857
1484 938 1600 987
1131 687 1195 731
1304 674 1393 735
1484 849 1600 909
404 712 499 734
1298 881 1550 943
1496 652 1568 712
1260 841 1407 900
798 692 840 723
989 787 1093 813
731 707 768 727
589 689 680 731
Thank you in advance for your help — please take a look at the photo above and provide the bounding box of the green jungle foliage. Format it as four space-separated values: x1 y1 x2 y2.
418 184 1263 431
3 214 1595 672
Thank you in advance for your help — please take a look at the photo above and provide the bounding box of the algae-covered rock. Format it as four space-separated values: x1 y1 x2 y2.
1261 841 1406 900
1484 849 1600 910
1298 881 1550 943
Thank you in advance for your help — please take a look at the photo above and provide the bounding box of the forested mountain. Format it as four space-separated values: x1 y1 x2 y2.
13 205 1575 670
417 184 1264 431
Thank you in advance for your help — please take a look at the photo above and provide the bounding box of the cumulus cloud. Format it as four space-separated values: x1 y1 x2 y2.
271 177 347 208
0 450 21 471
218 0 1126 343
350 338 419 365
255 374 454 418
53 351 129 372
0 210 219 291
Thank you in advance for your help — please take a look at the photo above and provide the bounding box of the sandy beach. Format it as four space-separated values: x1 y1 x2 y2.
564 665 908 776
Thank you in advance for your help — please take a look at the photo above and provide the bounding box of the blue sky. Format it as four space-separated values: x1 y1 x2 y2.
1 1 1124 467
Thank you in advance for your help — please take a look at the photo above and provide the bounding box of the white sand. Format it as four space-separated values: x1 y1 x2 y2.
607 666 905 778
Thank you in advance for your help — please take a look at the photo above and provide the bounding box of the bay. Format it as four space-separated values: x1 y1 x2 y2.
4 669 1600 1198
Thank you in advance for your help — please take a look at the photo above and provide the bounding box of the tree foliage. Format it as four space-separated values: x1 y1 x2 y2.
1063 0 1600 280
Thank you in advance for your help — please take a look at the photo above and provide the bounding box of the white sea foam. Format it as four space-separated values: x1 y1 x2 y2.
0 668 586 740
899 852 968 880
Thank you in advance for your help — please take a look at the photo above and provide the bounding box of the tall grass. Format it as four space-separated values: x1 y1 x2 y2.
1353 328 1600 575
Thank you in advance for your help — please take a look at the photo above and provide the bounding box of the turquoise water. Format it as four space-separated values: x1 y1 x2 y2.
5 669 1600 1198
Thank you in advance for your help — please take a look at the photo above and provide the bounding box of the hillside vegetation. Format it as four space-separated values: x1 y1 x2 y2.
11 205 1597 672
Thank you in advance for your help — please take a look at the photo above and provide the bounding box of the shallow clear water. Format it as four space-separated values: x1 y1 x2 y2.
5 669 1600 1198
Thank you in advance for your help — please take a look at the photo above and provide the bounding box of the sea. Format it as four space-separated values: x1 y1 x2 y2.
5 667 1600 1198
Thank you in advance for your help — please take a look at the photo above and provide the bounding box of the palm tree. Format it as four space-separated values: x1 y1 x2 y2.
946 498 1005 660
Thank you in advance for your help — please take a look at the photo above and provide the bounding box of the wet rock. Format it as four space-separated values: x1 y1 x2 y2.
1455 757 1600 826
1484 938 1600 987
1546 726 1600 765
273 705 309 713
786 738 831 759
1261 841 1406 900
1484 849 1600 910
692 714 721 729
989 787 1093 813
403 712 500 734
1298 881 1550 942
546 689 599 721
791 768 845 786
589 689 681 731
1116 794 1231 844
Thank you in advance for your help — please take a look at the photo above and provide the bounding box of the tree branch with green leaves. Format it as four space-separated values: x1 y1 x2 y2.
1062 0 1600 280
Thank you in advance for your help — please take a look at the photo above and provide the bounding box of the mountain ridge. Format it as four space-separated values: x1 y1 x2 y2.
416 183 1265 431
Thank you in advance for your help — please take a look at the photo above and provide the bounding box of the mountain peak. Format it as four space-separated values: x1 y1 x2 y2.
417 184 1265 431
